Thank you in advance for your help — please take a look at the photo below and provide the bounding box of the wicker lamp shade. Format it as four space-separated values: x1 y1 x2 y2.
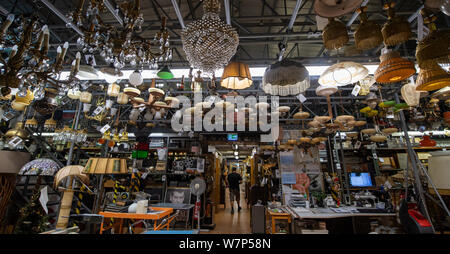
381 2 412 46
314 0 363 18
432 86 450 100
83 158 129 174
323 18 349 50
401 81 421 106
415 17 450 69
262 59 310 96
293 111 310 119
221 62 253 89
54 165 89 188
355 7 383 50
416 63 450 91
319 62 368 86
375 50 416 84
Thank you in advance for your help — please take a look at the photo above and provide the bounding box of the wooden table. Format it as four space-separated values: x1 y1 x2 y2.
267 209 292 234
99 207 173 234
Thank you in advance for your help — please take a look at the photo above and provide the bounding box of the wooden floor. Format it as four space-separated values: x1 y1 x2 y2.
204 184 251 234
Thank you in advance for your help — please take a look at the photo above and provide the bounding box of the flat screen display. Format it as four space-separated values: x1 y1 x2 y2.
227 133 238 141
349 172 373 187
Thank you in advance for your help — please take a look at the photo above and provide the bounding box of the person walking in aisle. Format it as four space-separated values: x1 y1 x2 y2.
226 167 242 214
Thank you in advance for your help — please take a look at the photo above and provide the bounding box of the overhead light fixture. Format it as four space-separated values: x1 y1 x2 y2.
415 63 450 91
157 65 174 80
129 70 144 86
374 49 416 84
322 18 349 50
262 59 310 96
235 156 239 160
381 1 412 46
220 62 253 89
318 62 368 86
354 6 383 50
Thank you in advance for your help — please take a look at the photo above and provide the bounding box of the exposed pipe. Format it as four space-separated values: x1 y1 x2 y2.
224 0 231 25
278 0 303 61
103 0 123 27
171 0 185 29
346 0 369 27
39 0 84 36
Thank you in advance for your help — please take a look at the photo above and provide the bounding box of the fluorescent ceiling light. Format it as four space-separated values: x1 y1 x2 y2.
58 64 381 81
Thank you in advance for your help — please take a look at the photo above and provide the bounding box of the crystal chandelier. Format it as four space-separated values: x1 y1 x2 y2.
70 0 171 69
181 0 239 74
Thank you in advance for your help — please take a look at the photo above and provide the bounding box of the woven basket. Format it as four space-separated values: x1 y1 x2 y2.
382 3 412 46
355 7 383 50
416 27 450 69
323 18 349 50
375 51 416 84
416 63 450 91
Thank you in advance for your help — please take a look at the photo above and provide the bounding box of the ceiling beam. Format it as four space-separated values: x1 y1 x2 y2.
103 0 123 26
39 0 84 36
171 0 185 29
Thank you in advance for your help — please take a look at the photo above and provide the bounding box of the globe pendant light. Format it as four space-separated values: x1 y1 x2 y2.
129 70 144 86
381 2 412 46
322 18 349 51
221 62 253 90
262 59 310 96
374 49 416 84
157 65 174 80
318 62 368 87
416 63 450 91
415 10 450 69
355 6 383 50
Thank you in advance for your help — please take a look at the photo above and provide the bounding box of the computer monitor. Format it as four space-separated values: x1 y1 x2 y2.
349 172 373 187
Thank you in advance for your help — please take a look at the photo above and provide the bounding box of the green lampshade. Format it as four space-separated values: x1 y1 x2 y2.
157 66 174 79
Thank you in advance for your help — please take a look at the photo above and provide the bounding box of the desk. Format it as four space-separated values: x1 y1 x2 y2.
99 207 173 234
286 207 396 234
267 209 292 234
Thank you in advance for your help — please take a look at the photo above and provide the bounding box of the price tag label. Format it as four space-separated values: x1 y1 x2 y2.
161 175 166 182
139 106 146 112
336 163 341 170
355 141 361 149
297 93 307 103
99 124 110 134
351 85 361 96
92 106 104 116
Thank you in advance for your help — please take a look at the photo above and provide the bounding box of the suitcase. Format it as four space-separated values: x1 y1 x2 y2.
251 202 266 234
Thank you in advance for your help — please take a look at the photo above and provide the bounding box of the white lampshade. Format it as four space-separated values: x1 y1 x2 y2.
104 73 119 84
129 71 143 86
107 83 120 97
401 81 421 107
319 62 368 86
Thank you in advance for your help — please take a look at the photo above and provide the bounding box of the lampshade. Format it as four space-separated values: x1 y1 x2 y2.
355 7 383 50
314 0 363 18
11 100 27 111
374 50 416 84
370 134 387 142
107 83 120 97
123 87 141 98
401 81 421 106
293 111 310 119
381 2 412 46
117 92 129 104
79 91 92 103
322 18 349 50
415 63 450 91
432 86 450 100
83 158 129 174
157 65 174 79
318 62 368 86
54 165 89 188
315 85 338 97
18 158 61 176
220 62 253 89
415 16 450 69
129 70 144 86
262 59 310 96
67 88 81 100
5 122 28 139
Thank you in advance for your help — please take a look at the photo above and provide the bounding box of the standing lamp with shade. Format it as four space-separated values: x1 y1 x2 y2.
220 62 253 90
374 49 416 84
262 59 310 96
355 6 383 50
381 2 412 46
318 62 368 87
322 18 349 51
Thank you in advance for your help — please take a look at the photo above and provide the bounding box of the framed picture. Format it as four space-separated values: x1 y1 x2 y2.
164 187 191 205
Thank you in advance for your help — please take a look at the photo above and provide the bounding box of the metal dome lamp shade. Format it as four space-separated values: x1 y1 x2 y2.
355 6 383 50
157 65 174 80
322 18 349 51
262 59 310 96
181 0 239 74
381 2 412 46
415 10 450 69
415 63 450 91
314 0 363 18
319 62 368 87
374 48 416 84
220 62 253 89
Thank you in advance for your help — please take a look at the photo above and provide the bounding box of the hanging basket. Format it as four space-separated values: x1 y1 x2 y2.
355 7 383 50
323 18 349 50
381 3 412 46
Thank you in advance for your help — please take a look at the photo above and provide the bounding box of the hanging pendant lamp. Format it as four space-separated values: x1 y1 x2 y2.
415 10 450 69
319 62 368 86
314 0 363 18
221 62 253 89
157 65 174 80
401 80 421 107
432 86 450 100
374 49 416 84
415 63 450 91
381 2 412 46
262 59 310 96
322 18 349 51
355 6 383 50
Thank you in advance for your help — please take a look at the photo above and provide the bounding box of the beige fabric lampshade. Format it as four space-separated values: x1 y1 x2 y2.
318 62 368 87
262 59 310 96
370 134 387 142
361 128 377 135
382 127 398 134
314 0 363 18
432 86 450 100
276 106 290 113
124 87 141 97
54 165 89 188
221 62 253 89
354 120 367 127
315 85 338 97
314 115 332 123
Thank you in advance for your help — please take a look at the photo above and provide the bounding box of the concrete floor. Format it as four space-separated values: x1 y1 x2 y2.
204 184 251 234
